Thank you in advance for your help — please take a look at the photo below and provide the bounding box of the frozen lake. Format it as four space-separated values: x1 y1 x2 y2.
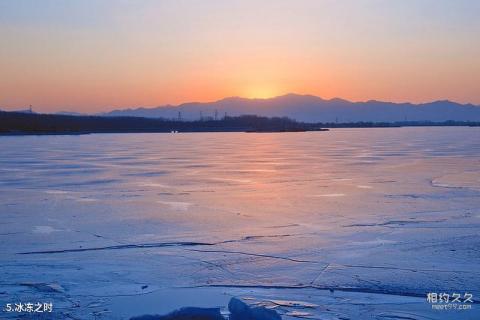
1 127 479 319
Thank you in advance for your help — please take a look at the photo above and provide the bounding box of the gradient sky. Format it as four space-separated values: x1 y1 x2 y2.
1 0 479 113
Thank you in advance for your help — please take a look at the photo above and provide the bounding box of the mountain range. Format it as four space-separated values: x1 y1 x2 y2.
100 94 480 123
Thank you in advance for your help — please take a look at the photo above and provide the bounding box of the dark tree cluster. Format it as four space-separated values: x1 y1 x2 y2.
0 111 478 135
0 112 321 134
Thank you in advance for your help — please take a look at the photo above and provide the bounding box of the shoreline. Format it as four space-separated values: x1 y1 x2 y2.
1 110 479 137
2 125 480 137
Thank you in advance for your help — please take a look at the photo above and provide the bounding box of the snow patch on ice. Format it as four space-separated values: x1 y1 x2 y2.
75 197 98 202
211 177 253 184
157 200 192 211
350 238 396 246
20 282 65 293
33 225 62 234
285 310 313 318
314 193 345 197
44 190 69 194
357 185 373 189
140 182 172 188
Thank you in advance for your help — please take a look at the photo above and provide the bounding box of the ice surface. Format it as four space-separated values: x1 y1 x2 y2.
0 128 479 319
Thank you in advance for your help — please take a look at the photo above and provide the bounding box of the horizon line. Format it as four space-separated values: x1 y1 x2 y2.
2 93 480 114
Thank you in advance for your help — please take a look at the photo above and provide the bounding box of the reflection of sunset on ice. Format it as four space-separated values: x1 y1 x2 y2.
1 128 479 319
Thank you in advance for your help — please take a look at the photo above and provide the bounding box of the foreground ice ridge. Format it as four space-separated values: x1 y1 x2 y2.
130 297 281 320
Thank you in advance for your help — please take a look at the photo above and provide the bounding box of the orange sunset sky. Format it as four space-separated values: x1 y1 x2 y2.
1 0 479 113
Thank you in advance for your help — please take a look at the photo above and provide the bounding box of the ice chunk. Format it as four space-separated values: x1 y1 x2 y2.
229 297 281 320
130 307 224 320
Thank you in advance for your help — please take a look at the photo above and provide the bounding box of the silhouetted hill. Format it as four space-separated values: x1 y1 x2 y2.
102 94 480 123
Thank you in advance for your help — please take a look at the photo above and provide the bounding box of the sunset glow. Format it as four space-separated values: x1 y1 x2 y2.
243 86 281 100
1 0 479 113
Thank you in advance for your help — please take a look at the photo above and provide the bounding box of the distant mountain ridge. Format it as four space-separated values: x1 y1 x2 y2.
101 94 480 123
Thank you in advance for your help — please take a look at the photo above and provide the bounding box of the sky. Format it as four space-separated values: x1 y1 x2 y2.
1 0 479 113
